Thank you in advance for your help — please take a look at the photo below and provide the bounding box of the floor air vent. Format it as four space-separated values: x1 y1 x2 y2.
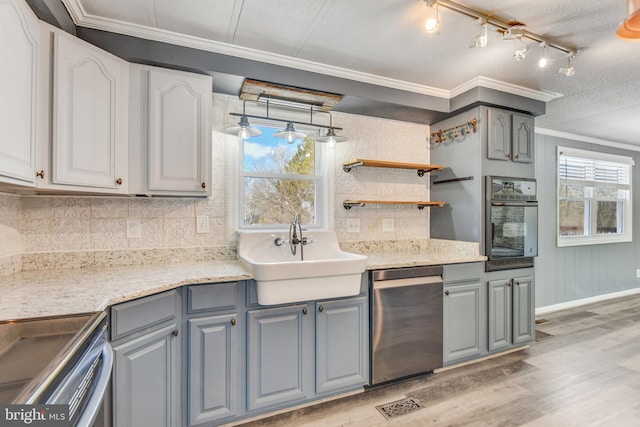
535 329 553 341
376 397 424 420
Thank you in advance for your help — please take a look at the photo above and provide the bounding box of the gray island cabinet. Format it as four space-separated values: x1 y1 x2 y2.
109 278 368 427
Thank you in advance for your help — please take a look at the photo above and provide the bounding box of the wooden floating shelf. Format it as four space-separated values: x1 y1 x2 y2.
343 200 447 210
342 159 445 177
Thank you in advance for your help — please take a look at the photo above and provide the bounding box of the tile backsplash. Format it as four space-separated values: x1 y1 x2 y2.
0 93 433 273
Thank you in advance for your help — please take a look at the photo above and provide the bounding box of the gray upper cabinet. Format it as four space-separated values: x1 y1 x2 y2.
188 312 240 426
315 296 368 395
246 304 313 412
487 107 533 164
488 275 534 351
112 323 181 427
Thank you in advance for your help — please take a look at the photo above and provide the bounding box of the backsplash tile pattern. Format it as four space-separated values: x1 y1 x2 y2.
0 93 434 275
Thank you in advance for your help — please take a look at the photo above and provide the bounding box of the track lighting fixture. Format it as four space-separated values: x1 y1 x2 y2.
559 52 575 77
273 122 307 143
537 42 550 68
469 19 488 48
225 101 262 140
423 0 440 33
419 0 577 75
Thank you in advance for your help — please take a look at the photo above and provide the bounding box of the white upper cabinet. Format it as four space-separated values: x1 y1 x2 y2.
35 25 129 194
0 0 38 186
129 64 212 196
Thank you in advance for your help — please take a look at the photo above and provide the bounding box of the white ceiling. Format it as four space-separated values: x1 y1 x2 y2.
62 0 640 146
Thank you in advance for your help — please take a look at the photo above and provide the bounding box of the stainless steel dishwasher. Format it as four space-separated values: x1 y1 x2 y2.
371 265 443 385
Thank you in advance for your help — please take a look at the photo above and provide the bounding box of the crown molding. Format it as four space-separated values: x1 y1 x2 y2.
61 0 560 104
535 127 640 152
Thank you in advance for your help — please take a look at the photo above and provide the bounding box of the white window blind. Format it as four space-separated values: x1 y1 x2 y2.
557 147 633 247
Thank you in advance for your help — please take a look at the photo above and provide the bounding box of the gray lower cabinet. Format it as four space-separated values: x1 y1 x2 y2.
112 323 181 427
188 313 240 426
488 275 534 351
246 303 314 412
488 278 512 352
315 297 368 395
443 281 487 365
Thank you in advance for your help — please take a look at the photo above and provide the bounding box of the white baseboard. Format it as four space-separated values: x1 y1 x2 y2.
535 287 640 316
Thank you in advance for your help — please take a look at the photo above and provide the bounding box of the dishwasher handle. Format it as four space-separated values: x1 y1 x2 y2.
373 275 443 290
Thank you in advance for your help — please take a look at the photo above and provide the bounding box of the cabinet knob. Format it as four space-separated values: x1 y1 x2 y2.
201 182 206 189
514 154 520 159
515 281 520 286
505 153 512 159
302 308 308 315
172 328 179 337
507 281 512 287
35 170 45 179
231 318 236 326
318 305 324 313
116 178 123 186
444 290 449 296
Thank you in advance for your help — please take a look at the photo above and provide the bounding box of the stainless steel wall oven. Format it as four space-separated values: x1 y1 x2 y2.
486 176 538 271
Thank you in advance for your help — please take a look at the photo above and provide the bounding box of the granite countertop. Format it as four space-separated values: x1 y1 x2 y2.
0 261 251 322
0 239 486 321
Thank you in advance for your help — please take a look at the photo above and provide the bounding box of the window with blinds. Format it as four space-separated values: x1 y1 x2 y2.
557 147 633 247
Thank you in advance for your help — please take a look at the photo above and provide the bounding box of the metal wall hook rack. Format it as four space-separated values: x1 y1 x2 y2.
430 118 478 144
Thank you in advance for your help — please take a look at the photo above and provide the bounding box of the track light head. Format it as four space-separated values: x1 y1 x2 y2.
559 52 576 77
537 42 550 68
513 43 530 60
469 20 489 48
423 0 440 33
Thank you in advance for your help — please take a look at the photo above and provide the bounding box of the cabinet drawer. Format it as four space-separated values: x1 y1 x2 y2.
187 282 238 313
443 262 483 283
111 290 178 341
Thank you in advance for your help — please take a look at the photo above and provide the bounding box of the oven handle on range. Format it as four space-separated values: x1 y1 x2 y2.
491 201 539 207
75 341 113 427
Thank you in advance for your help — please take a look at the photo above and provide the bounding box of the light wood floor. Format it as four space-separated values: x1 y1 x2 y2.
240 293 640 426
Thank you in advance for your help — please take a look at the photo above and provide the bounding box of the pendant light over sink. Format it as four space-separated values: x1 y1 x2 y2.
273 122 307 143
225 101 262 139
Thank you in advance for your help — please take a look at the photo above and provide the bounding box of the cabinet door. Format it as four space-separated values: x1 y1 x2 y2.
512 276 534 344
488 279 512 352
188 313 239 426
247 304 313 412
315 297 368 395
443 281 485 364
487 108 512 161
147 68 211 195
512 113 534 163
0 0 38 186
113 323 181 427
52 31 128 191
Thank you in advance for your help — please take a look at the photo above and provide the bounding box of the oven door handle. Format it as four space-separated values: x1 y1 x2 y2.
75 341 113 427
491 201 539 207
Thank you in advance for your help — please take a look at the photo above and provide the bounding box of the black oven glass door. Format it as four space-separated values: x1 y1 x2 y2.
489 202 538 260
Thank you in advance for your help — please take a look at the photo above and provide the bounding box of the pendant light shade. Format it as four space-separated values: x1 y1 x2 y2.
617 0 640 40
273 122 307 143
225 115 262 140
316 128 347 144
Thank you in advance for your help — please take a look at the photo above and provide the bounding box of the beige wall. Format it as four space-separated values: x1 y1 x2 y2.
0 94 432 263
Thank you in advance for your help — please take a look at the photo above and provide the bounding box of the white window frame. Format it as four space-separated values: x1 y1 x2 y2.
557 146 633 247
228 121 334 234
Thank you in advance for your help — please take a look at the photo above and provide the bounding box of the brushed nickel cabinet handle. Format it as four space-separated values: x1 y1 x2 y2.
36 170 45 179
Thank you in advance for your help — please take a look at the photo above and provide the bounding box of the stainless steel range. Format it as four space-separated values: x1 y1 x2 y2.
485 176 538 271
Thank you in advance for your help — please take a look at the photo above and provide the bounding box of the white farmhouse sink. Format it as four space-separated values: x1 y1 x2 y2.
238 230 368 305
